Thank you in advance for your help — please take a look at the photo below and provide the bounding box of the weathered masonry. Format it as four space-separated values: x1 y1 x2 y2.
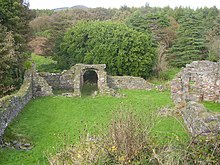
171 61 220 136
171 61 220 106
72 64 110 96
39 64 152 96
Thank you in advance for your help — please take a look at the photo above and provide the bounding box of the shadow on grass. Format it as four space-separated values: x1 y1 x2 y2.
81 83 98 97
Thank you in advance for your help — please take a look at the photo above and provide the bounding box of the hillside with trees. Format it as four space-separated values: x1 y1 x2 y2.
1 4 220 96
29 6 220 70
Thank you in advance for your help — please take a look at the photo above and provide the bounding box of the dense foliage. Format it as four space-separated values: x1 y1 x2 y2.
56 21 156 78
169 13 208 67
29 8 132 56
29 6 220 73
0 0 33 97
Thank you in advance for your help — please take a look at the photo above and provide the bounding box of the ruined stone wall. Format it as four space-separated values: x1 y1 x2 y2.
0 70 33 137
183 101 220 136
40 73 153 92
171 61 220 136
107 76 152 90
0 68 53 138
39 65 154 93
39 72 61 89
39 69 74 90
33 72 53 97
171 61 220 106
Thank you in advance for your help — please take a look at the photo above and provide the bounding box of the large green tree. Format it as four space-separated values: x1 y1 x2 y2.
0 25 16 96
56 21 156 78
126 10 177 73
169 12 208 67
0 0 33 97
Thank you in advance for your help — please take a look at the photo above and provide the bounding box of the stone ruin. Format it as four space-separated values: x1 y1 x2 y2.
183 101 220 136
69 64 111 96
171 61 220 136
39 64 152 96
1 61 219 139
0 63 152 138
171 61 220 106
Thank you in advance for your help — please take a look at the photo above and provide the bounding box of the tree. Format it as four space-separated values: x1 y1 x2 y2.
206 11 220 61
0 25 17 96
0 0 33 97
56 21 156 78
126 9 177 73
169 12 208 67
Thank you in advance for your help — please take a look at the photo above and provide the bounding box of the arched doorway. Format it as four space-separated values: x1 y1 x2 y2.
81 70 98 95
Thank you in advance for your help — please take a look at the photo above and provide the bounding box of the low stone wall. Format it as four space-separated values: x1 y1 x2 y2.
107 76 152 90
182 101 220 136
0 69 53 138
0 70 33 137
40 67 154 94
39 69 74 90
171 61 220 107
33 72 53 97
39 72 61 89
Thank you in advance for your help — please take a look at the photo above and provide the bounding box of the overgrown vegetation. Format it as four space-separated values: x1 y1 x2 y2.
49 110 156 164
0 0 34 97
29 6 220 78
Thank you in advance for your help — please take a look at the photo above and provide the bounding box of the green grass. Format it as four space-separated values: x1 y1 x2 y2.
203 101 220 113
31 53 60 73
81 83 98 96
149 67 180 85
0 90 188 164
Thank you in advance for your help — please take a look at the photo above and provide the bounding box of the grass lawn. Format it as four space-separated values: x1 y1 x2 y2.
203 101 220 113
0 90 188 164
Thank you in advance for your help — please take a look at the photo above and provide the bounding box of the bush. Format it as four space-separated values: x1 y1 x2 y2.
49 110 156 164
56 21 156 79
49 109 220 164
184 135 220 164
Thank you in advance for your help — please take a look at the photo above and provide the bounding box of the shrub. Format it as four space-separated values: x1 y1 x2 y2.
49 110 156 164
184 135 220 164
56 21 156 79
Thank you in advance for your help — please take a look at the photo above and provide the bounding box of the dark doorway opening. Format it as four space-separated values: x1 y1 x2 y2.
82 70 98 96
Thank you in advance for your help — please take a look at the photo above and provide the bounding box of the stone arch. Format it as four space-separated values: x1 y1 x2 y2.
82 69 98 85
73 64 108 96
81 69 99 95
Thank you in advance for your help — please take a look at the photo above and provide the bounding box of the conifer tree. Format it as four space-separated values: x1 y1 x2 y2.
169 12 208 67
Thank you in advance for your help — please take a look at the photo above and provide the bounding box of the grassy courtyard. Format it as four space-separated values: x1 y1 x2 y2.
0 90 188 164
